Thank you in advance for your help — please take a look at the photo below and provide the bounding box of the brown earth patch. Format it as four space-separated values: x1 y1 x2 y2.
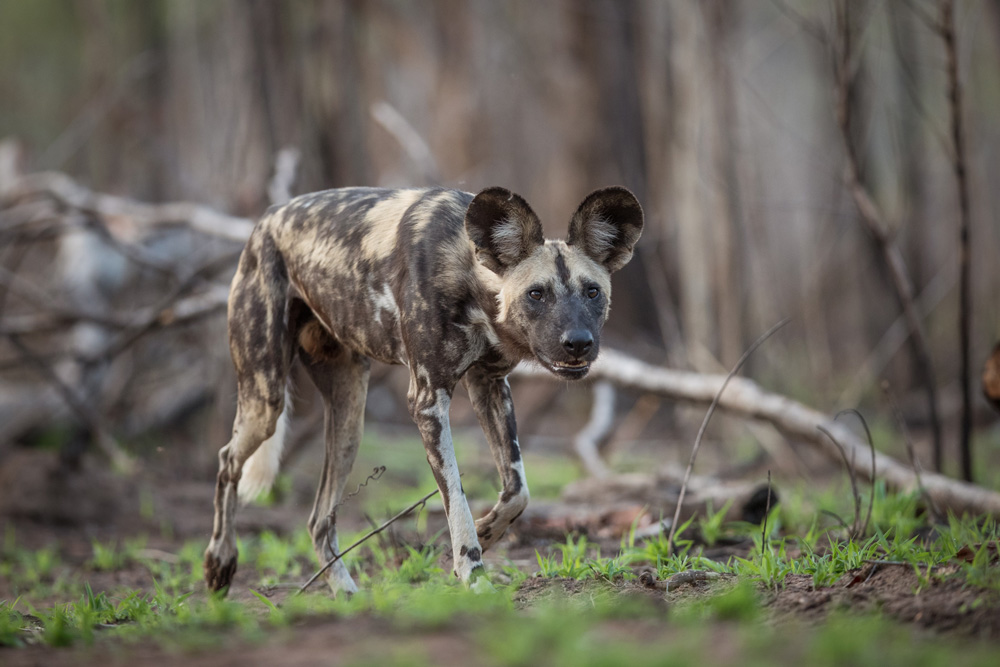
766 567 1000 638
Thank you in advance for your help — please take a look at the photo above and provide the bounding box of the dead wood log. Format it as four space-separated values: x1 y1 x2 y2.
1 171 253 242
514 349 1000 517
512 471 772 541
574 381 615 478
560 469 773 526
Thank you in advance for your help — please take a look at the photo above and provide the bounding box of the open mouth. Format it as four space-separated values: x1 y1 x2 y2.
541 357 591 378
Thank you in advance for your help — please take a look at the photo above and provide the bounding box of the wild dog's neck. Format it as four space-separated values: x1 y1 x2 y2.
471 262 533 367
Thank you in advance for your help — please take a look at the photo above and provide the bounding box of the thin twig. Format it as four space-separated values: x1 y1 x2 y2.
881 380 942 522
84 214 179 277
665 318 790 555
325 466 387 552
0 288 228 339
332 466 386 517
761 470 773 546
835 409 876 536
769 0 827 42
821 510 851 532
902 0 945 33
818 425 862 538
297 487 439 595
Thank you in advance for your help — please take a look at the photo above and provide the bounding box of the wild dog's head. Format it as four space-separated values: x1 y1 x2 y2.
466 186 643 379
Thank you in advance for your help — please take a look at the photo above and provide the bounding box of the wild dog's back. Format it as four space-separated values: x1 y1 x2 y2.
255 187 481 366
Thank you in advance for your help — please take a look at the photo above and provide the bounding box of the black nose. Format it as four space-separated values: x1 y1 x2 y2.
561 330 593 358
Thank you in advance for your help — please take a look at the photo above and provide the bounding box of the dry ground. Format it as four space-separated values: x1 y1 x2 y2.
1 445 999 665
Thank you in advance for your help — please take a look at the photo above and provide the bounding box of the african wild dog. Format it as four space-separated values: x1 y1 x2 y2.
204 185 643 594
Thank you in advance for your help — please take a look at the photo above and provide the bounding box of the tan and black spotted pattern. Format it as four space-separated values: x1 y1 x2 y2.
204 185 643 594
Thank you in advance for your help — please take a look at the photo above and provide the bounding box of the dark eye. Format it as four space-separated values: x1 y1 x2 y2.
587 286 599 299
528 289 543 301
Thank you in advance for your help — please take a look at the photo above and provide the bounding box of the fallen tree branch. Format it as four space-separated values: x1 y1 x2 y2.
514 348 1000 517
0 158 248 451
2 171 253 242
84 253 239 365
574 381 615 478
0 285 228 338
818 426 862 538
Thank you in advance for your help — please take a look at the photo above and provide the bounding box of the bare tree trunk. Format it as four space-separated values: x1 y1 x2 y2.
941 0 974 482
703 0 745 368
669 2 715 367
832 0 944 471
567 0 660 345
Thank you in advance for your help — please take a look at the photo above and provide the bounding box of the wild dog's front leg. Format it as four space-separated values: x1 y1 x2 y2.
409 380 485 582
465 370 530 551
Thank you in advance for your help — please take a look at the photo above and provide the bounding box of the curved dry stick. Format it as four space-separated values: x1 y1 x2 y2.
297 487 439 595
835 409 876 536
665 318 790 555
882 381 942 522
761 470 773 545
818 425 861 538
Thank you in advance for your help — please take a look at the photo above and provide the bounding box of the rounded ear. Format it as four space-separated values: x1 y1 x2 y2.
465 187 544 274
566 186 644 273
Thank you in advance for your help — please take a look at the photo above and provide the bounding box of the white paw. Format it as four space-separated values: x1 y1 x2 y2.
328 562 359 597
470 575 497 594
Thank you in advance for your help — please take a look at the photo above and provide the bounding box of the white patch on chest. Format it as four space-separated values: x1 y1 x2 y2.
456 306 500 371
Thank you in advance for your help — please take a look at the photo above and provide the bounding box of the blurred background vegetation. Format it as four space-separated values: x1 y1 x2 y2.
1 0 999 486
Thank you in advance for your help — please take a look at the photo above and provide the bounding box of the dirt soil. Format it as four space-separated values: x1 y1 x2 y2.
767 567 1000 638
2 449 1000 665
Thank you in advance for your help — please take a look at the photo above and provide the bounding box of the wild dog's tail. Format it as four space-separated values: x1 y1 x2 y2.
237 388 292 504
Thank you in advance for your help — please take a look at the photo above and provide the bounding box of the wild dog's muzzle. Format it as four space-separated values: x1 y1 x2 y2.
542 329 598 379
560 329 593 358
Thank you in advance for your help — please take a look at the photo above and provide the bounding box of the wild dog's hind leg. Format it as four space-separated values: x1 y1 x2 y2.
299 324 370 596
204 401 287 591
205 231 293 592
465 368 530 552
